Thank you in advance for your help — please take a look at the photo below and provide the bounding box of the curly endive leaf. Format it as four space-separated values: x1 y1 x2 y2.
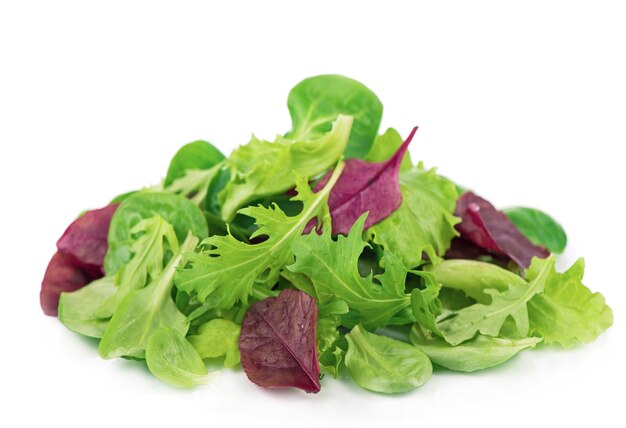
219 115 353 220
288 214 411 330
527 258 613 347
175 163 345 309
367 163 460 268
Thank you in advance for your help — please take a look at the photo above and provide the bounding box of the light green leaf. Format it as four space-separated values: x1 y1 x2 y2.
164 140 225 187
58 276 117 338
176 163 345 309
317 299 349 378
188 319 241 368
286 74 382 159
425 259 526 304
105 192 208 275
99 233 199 359
527 258 613 347
345 325 432 393
441 256 555 345
410 324 541 372
96 216 180 319
410 271 444 336
164 163 224 207
504 207 567 254
219 114 352 221
146 327 208 388
288 214 411 330
367 163 460 268
364 128 413 172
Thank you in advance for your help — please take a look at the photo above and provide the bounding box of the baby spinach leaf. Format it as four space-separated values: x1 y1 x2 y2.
345 325 432 393
503 207 567 254
219 115 352 221
289 214 411 330
410 324 541 372
364 128 413 172
188 319 241 367
164 140 225 187
306 127 416 235
98 233 199 359
96 216 180 319
176 163 345 310
239 289 321 393
527 258 613 347
146 326 208 388
286 74 383 159
455 192 549 268
424 259 526 304
58 276 117 338
367 163 460 268
440 256 555 345
104 192 208 275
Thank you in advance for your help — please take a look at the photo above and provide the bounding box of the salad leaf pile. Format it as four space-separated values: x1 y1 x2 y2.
41 74 613 394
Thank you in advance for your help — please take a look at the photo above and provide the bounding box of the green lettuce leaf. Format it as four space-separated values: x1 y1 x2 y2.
99 233 199 359
345 325 432 393
410 324 541 372
288 214 411 330
96 215 180 318
188 319 241 367
286 74 382 159
316 299 349 378
527 258 613 347
175 163 345 309
146 326 209 388
218 115 352 221
367 163 460 268
440 256 555 345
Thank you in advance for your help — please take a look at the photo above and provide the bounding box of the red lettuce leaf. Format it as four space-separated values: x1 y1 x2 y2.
239 289 320 393
40 252 99 316
40 203 118 316
56 203 119 274
453 192 549 268
305 127 417 235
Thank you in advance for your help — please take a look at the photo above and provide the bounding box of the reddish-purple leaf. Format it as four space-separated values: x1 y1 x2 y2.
239 289 320 393
40 252 98 316
41 203 118 316
56 203 119 274
305 127 417 235
454 192 549 268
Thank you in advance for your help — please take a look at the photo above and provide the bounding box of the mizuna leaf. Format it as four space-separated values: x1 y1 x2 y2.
175 163 345 310
289 214 411 330
218 115 352 221
527 258 613 347
238 289 320 393
306 127 417 235
454 192 550 268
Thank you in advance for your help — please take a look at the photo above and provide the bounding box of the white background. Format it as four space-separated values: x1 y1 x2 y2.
1 1 625 427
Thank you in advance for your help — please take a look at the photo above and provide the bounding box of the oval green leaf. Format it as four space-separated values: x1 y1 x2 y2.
503 207 567 254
